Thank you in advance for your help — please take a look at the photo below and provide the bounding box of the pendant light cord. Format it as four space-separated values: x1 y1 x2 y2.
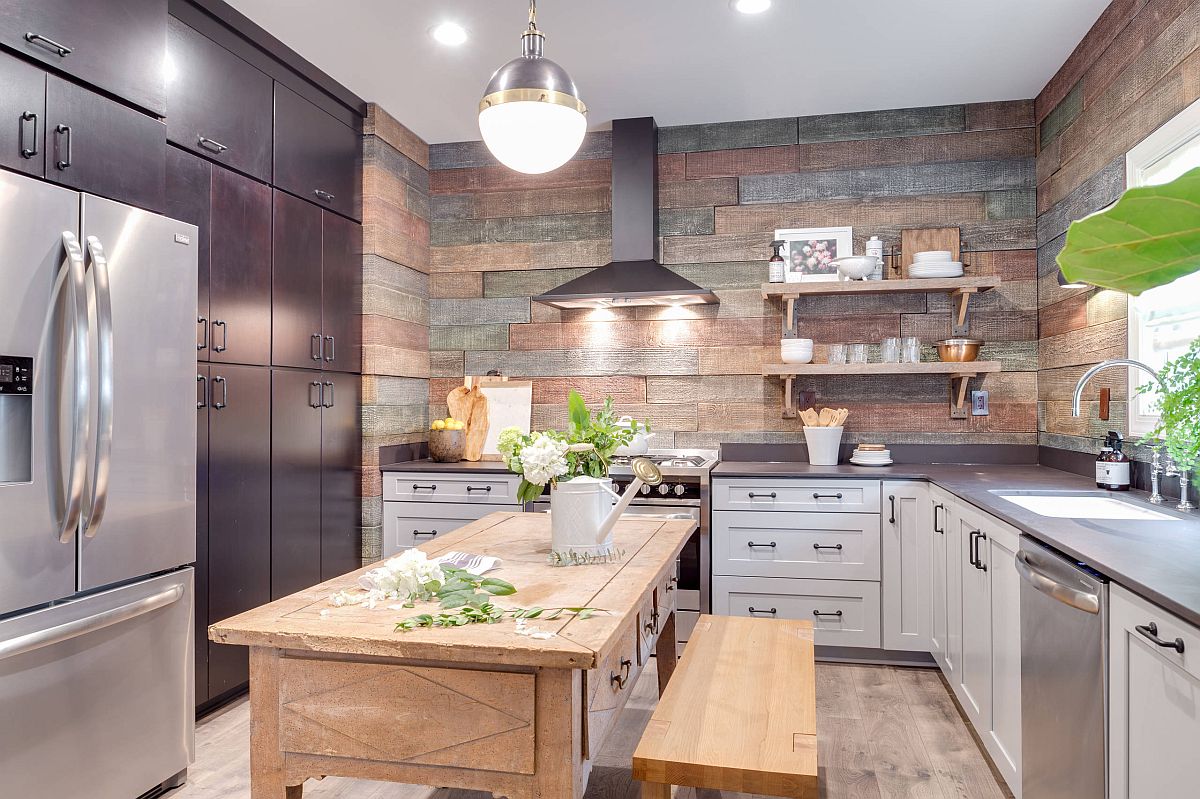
528 0 538 31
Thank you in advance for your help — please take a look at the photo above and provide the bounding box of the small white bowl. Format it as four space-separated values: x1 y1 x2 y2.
781 349 813 364
914 250 952 261
832 255 879 280
782 337 814 347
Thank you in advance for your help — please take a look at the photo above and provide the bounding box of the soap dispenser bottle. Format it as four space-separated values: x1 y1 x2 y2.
1096 431 1131 491
769 240 786 283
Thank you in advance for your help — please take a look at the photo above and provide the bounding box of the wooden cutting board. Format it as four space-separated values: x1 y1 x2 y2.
447 385 489 462
900 227 960 278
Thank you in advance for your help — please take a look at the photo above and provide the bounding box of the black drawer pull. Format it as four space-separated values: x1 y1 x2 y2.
889 494 897 524
813 492 844 500
54 124 71 170
412 530 439 538
748 491 777 499
610 657 632 689
412 484 437 492
748 607 777 615
644 608 660 635
812 543 844 551
197 135 228 153
466 485 493 493
747 541 777 549
968 530 980 567
934 503 945 533
1136 622 1185 654
25 32 72 57
314 189 336 203
19 111 38 158
812 610 844 619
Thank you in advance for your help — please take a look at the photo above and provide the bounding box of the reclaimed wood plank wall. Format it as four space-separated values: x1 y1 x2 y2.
427 103 1039 448
360 104 431 561
1035 0 1200 456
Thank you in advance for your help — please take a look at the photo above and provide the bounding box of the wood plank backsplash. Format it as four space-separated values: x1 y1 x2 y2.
427 102 1039 449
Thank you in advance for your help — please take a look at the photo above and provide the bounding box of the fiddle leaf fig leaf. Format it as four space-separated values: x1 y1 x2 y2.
1057 166 1200 296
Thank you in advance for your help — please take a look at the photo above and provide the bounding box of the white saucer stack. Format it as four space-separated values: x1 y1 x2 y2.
910 250 964 279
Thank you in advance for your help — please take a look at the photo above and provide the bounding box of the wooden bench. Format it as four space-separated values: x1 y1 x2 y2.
633 614 818 799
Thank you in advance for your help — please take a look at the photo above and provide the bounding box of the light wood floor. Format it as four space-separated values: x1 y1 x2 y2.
167 661 1012 799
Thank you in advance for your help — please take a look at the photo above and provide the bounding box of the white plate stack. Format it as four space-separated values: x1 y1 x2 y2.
850 444 893 466
910 250 964 279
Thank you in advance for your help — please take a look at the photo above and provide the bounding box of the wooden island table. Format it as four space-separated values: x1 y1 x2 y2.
210 511 697 799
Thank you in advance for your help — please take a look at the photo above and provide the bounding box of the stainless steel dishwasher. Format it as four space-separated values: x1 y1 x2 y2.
1017 536 1109 799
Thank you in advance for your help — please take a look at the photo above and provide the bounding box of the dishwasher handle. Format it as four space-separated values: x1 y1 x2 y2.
1015 549 1100 614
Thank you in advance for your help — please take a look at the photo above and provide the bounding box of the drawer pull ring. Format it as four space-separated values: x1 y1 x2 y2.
813 492 844 500
610 657 632 689
812 610 844 619
748 491 776 499
466 485 493 492
412 484 437 492
812 543 843 551
1136 622 1185 654
412 530 439 538
747 541 777 549
748 607 777 616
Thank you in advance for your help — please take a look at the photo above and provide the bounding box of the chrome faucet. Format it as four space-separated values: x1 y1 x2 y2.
1070 358 1166 416
1149 448 1166 504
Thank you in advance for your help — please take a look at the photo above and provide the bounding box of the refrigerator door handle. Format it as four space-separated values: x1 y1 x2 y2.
83 236 114 539
0 583 184 662
54 231 90 544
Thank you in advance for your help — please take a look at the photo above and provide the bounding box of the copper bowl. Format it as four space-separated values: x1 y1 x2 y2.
935 338 983 362
428 429 466 463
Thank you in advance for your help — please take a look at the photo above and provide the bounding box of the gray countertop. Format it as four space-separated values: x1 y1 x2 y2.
713 461 1200 627
381 458 512 473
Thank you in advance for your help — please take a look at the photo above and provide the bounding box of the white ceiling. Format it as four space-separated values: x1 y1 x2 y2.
227 0 1110 144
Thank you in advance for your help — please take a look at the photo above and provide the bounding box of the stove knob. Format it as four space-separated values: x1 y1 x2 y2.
673 484 687 497
640 484 652 495
658 483 671 496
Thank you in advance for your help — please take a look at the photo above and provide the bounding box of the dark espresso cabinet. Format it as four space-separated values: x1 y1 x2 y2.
274 82 361 221
45 76 166 212
166 16 274 182
0 50 45 176
320 372 362 579
320 211 364 374
0 0 168 115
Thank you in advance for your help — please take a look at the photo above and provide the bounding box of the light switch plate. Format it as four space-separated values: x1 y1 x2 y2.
971 390 989 416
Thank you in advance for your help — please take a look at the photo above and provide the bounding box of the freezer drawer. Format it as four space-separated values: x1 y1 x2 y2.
0 569 194 798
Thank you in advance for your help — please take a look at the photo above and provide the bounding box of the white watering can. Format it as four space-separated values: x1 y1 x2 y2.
550 457 662 559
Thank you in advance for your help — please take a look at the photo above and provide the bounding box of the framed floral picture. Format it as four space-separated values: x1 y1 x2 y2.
775 227 853 283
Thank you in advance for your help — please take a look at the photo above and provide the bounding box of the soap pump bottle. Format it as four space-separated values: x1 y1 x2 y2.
1096 431 1131 491
769 240 786 283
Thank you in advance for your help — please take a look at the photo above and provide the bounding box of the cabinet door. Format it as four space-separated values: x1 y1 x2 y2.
165 17 273 182
985 524 1021 789
321 372 362 580
382 503 497 558
45 76 165 212
273 83 361 221
210 166 272 366
943 500 963 681
0 51 45 176
164 147 211 359
929 492 949 663
195 365 210 706
321 212 363 373
206 364 271 697
270 369 323 599
881 481 932 652
0 0 167 115
957 509 992 728
1109 584 1200 799
272 190 323 368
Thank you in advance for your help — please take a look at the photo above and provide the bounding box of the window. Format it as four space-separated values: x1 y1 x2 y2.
1124 98 1200 437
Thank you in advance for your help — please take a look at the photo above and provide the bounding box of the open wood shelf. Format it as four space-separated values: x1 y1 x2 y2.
761 275 1000 298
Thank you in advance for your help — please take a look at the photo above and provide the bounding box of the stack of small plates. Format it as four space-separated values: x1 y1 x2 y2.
910 250 964 279
850 444 893 466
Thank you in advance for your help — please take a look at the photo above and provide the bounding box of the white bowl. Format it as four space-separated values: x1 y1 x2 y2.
832 255 880 280
781 349 813 364
782 338 814 347
914 250 952 261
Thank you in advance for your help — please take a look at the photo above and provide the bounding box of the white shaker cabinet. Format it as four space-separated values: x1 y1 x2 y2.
982 516 1022 792
1109 583 1200 799
928 485 955 667
881 481 933 651
381 471 524 557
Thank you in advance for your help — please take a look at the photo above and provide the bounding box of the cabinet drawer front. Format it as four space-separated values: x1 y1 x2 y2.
714 576 881 648
713 479 880 513
383 472 522 504
382 503 497 557
714 511 880 580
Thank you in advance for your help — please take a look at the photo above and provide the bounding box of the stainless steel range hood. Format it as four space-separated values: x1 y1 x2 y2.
533 117 719 309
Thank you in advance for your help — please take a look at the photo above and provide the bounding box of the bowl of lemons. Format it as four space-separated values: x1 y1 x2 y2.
429 417 466 462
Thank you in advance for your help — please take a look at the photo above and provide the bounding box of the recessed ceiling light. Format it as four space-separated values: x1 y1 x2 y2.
430 21 468 46
732 0 771 14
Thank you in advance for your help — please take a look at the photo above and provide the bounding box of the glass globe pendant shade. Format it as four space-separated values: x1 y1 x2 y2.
478 2 587 174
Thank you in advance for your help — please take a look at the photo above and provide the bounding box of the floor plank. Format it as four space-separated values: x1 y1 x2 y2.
169 660 1009 799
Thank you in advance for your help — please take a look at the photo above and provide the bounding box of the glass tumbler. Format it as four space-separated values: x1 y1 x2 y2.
848 343 868 364
902 337 922 363
880 337 900 363
827 343 848 365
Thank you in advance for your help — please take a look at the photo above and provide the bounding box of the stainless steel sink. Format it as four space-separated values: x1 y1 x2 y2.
990 491 1178 521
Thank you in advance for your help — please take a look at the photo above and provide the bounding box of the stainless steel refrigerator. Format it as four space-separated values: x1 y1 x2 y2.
0 170 197 797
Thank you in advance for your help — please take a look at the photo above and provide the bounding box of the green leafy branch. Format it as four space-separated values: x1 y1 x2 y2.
396 566 517 610
395 603 601 632
1137 337 1200 485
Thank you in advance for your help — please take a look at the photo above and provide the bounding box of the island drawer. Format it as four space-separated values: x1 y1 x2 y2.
383 471 523 505
713 479 880 513
382 502 497 556
713 511 881 580
713 575 881 648
587 620 641 754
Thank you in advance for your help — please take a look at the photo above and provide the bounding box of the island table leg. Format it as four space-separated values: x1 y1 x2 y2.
654 611 678 695
249 647 305 798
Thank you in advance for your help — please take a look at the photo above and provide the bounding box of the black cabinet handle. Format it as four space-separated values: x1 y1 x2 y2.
934 503 945 534
212 319 227 353
812 543 843 551
19 111 38 158
310 333 322 361
747 541 777 549
24 32 72 56
212 376 228 410
972 531 988 571
54 124 71 170
412 484 437 492
466 485 492 493
412 530 439 538
748 491 777 499
197 135 228 154
748 607 777 615
314 189 335 203
324 335 336 363
889 494 897 524
197 316 208 352
968 530 980 567
610 657 632 690
322 381 334 409
308 381 322 409
1136 622 1185 654
813 610 844 619
813 492 844 499
196 374 208 409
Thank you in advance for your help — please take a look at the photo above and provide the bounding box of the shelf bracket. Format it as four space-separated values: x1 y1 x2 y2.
949 372 977 420
782 377 797 419
950 287 978 337
783 296 797 337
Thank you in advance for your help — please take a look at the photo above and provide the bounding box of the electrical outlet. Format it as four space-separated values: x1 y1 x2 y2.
971 390 989 416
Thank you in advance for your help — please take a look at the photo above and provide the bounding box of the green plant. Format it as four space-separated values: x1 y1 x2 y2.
1138 337 1200 485
1057 166 1200 295
395 604 600 632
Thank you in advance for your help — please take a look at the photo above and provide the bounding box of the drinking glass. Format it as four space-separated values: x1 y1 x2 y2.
902 337 922 363
827 343 848 365
848 343 868 364
880 337 900 363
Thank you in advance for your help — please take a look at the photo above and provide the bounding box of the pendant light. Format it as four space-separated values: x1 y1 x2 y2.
478 0 587 174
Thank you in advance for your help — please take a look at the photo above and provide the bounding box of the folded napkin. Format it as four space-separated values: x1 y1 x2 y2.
435 551 502 574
